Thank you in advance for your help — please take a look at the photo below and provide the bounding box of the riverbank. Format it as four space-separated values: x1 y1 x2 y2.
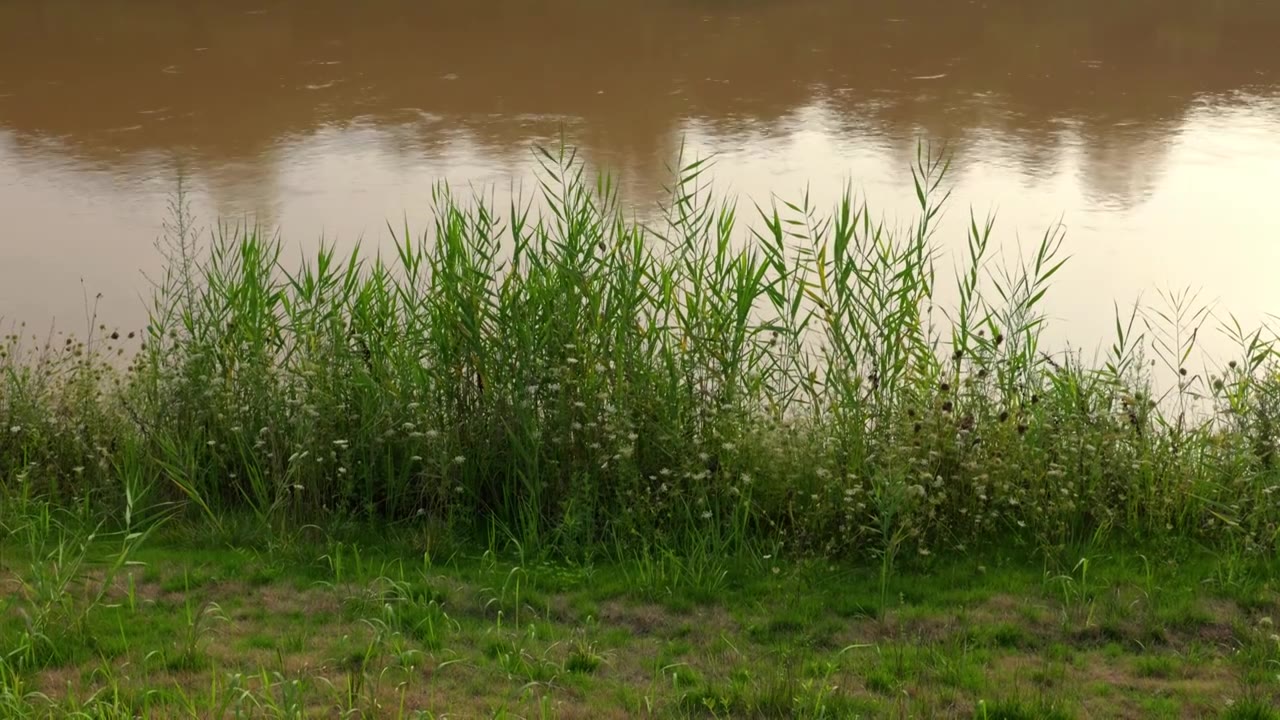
2 151 1278 716
3 516 1280 718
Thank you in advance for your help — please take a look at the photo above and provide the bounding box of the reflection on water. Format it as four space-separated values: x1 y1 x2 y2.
1 0 1279 358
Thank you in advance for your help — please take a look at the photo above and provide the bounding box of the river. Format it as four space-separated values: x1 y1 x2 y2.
2 0 1278 362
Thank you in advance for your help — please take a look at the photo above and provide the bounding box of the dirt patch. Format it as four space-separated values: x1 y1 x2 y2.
598 599 734 639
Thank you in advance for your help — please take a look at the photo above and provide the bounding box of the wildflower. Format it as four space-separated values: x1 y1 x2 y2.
332 439 349 448
8 426 19 434
452 455 466 465
410 455 423 462
722 442 736 452
701 511 712 520
293 484 304 491
426 430 440 440
72 466 85 475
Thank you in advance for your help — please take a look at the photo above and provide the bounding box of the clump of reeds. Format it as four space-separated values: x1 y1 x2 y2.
1 145 1277 560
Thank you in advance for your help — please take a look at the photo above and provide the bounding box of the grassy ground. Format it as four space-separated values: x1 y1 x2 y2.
5 520 1280 718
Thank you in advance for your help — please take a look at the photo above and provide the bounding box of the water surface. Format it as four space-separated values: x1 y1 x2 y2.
2 0 1279 359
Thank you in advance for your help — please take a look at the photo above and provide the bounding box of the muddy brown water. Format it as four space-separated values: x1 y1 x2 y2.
1 0 1279 361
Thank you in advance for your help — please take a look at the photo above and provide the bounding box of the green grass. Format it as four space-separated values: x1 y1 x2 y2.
2 525 1279 717
1 145 1279 715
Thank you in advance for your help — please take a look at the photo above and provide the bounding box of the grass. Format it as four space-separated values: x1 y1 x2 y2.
1 144 1280 715
2 520 1280 717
